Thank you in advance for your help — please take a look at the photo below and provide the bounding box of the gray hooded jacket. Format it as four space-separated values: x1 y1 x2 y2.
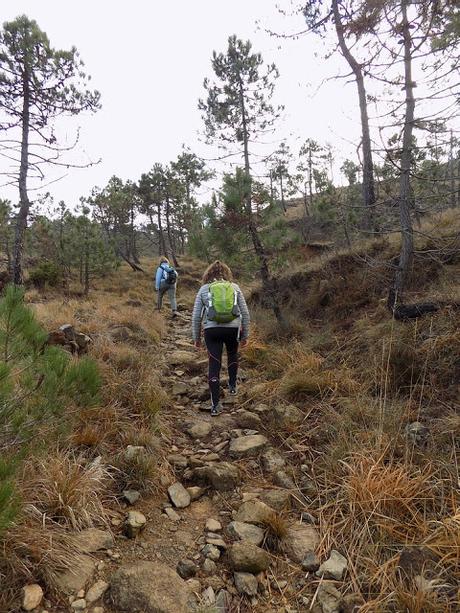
191 282 250 342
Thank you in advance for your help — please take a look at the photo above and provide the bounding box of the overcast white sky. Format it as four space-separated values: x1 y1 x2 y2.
1 0 361 209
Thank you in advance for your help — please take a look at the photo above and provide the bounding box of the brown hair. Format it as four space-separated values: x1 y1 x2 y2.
202 260 233 284
159 256 169 265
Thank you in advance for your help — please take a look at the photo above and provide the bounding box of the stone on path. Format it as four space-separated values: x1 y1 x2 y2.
259 489 290 511
226 521 265 546
202 558 217 574
73 528 114 553
229 434 268 459
22 584 43 611
125 510 146 539
202 544 220 561
177 559 198 579
168 482 191 508
282 524 320 563
261 448 286 474
205 518 222 532
172 382 188 396
234 410 263 430
234 499 272 525
70 598 86 610
316 550 348 581
164 507 181 521
109 561 194 613
193 462 240 491
187 486 205 501
234 572 258 597
169 350 196 366
86 580 109 604
54 554 95 595
271 404 303 428
166 454 188 469
186 421 212 440
228 542 270 573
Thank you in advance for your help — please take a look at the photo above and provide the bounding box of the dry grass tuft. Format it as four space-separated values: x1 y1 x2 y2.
112 451 161 494
342 453 436 538
261 511 289 553
22 452 110 530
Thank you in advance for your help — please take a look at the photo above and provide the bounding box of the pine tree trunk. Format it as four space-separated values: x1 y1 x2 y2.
332 0 376 233
394 0 415 300
165 196 178 267
238 79 286 327
279 172 286 213
157 203 167 256
12 67 31 285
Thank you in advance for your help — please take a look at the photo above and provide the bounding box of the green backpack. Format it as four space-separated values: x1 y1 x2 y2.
207 281 240 323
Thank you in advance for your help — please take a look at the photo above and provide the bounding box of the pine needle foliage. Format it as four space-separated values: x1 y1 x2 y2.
0 285 101 536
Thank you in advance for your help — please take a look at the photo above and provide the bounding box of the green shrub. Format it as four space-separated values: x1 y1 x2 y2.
28 261 61 288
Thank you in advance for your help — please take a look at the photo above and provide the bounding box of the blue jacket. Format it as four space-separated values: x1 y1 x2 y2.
155 263 169 290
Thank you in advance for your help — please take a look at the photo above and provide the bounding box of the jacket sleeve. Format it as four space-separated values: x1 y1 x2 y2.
237 288 250 341
155 267 163 291
191 287 204 342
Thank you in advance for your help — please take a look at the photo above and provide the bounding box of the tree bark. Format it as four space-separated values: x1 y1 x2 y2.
156 202 167 256
12 65 31 285
332 0 376 232
238 79 285 327
393 0 415 301
165 195 179 267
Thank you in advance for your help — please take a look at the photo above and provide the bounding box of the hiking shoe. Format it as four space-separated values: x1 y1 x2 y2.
228 384 237 396
210 403 222 416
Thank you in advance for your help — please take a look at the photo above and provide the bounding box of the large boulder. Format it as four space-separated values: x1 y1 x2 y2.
109 561 194 612
282 525 320 563
228 542 270 573
192 462 240 491
229 435 268 459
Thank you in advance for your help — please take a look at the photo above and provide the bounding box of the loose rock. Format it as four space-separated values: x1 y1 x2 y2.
234 410 263 430
168 482 191 508
122 490 141 505
186 421 212 440
271 405 303 428
109 561 194 613
187 486 206 501
70 599 86 610
193 462 240 491
317 583 343 613
228 542 270 573
86 580 109 604
274 470 295 489
302 552 320 572
405 421 429 446
54 554 95 595
166 454 188 469
124 510 146 539
235 499 272 525
234 572 258 597
261 448 286 474
316 550 348 581
282 525 320 563
177 559 198 579
226 521 265 546
202 558 217 574
205 518 222 532
73 528 114 553
229 434 268 459
259 489 290 511
22 584 43 611
202 544 221 561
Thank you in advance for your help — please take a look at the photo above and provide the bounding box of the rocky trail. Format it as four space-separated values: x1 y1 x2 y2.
28 307 352 613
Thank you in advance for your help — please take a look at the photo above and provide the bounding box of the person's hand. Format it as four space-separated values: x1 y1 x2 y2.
240 338 248 348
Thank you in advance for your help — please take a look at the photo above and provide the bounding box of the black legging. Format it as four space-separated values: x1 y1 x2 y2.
204 327 239 406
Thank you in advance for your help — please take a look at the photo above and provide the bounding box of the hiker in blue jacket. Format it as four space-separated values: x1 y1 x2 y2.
155 256 178 316
191 260 250 416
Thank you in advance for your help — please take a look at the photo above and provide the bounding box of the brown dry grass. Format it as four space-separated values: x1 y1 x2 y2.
21 452 110 530
261 511 289 553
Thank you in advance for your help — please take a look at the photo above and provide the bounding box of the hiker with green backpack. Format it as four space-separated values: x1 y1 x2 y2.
191 260 250 416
